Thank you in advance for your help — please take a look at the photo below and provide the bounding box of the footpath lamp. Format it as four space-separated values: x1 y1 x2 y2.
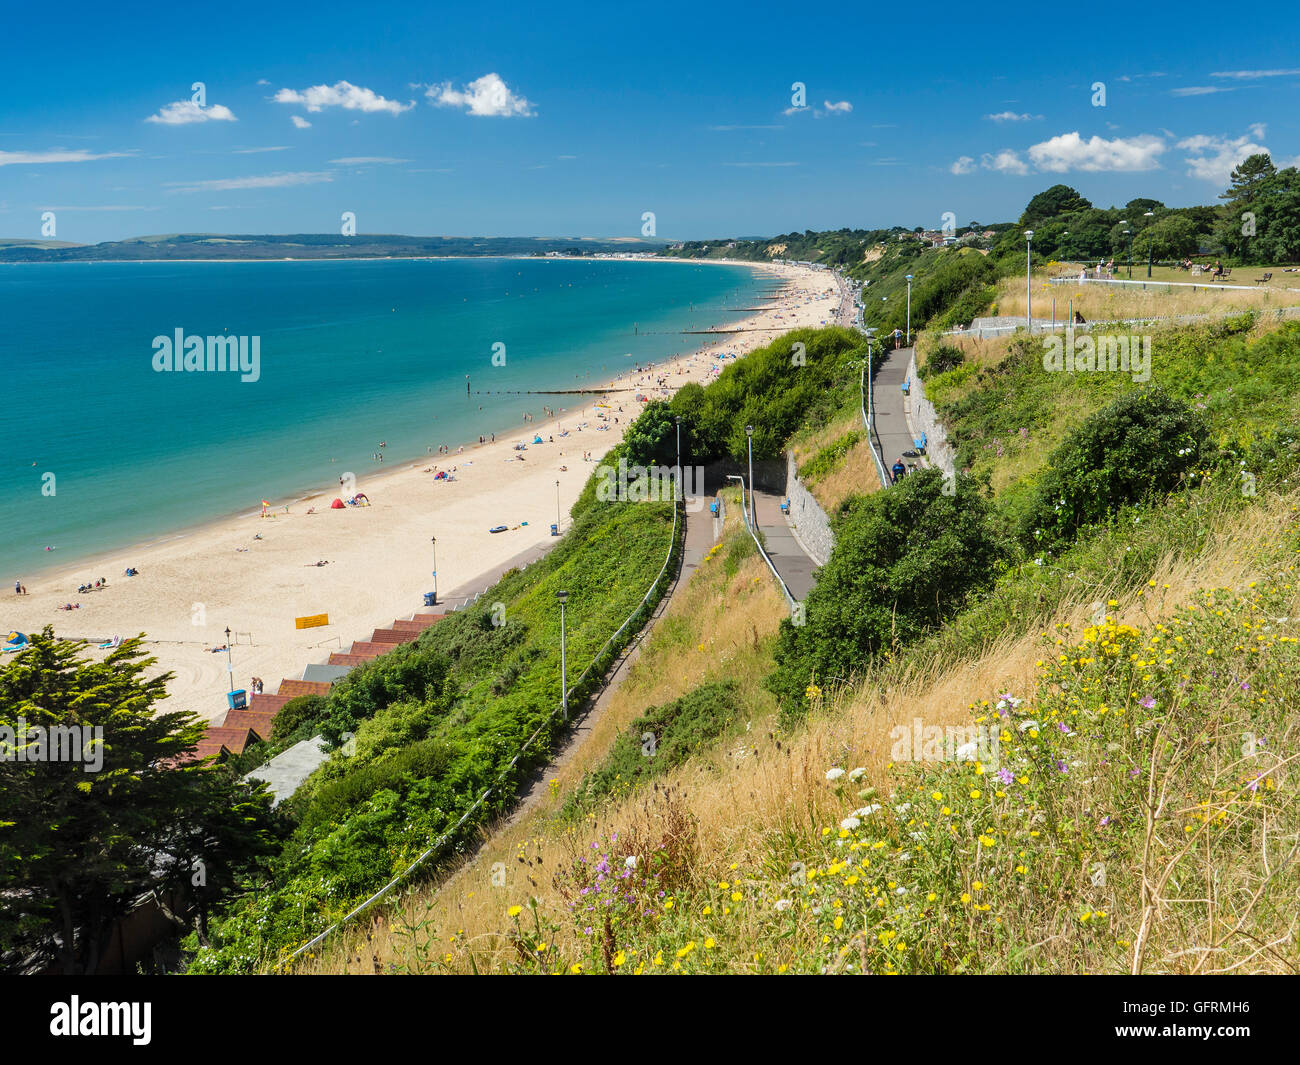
905 274 914 346
745 425 755 527
430 536 438 605
224 626 234 695
1118 220 1129 278
1024 230 1034 333
557 590 569 720
675 415 682 501
1144 209 1156 278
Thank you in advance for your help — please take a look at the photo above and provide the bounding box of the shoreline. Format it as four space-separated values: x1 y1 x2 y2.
8 255 772 586
6 261 839 723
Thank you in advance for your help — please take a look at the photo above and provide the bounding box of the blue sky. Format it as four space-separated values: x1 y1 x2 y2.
3 0 1299 243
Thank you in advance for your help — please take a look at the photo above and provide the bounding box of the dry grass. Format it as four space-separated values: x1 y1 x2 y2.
299 508 787 974
302 471 1300 973
992 268 1300 326
790 412 880 511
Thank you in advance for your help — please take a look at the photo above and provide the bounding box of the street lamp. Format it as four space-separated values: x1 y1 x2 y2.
430 536 437 605
557 590 569 720
1144 209 1155 278
675 415 682 502
745 425 755 527
1024 230 1034 332
555 480 561 534
1061 231 1071 262
905 274 914 346
224 626 234 695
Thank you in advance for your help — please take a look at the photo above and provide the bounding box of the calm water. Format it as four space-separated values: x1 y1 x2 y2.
0 257 762 580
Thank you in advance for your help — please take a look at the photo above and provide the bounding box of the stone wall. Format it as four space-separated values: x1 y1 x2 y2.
784 449 835 568
906 353 957 478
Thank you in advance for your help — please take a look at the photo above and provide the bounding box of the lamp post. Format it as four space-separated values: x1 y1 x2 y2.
555 480 561 532
224 626 234 695
1024 230 1034 333
745 425 755 527
1118 220 1129 279
1124 229 1133 279
905 274 914 346
1144 209 1155 278
675 415 682 502
556 590 569 720
1061 231 1070 263
430 536 437 605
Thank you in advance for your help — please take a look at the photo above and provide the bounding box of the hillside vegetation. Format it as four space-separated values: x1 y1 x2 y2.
303 188 1299 976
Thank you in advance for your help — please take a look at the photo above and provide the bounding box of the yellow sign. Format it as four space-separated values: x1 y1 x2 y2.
295 613 329 629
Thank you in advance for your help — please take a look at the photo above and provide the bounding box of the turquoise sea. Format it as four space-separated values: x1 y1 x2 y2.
0 257 763 581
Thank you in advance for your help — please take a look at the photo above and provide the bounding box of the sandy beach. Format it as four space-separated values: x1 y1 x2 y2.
5 260 840 723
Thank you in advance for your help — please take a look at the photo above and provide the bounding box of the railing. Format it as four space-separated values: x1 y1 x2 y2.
731 476 796 611
275 494 685 971
860 357 892 489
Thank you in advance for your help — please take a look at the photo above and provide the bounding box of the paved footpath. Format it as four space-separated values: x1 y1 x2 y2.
751 489 817 602
869 345 920 479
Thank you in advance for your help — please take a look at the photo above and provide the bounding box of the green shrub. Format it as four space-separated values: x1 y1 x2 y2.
918 345 965 381
270 694 328 742
798 431 862 483
1019 385 1212 550
769 468 1003 716
563 680 743 813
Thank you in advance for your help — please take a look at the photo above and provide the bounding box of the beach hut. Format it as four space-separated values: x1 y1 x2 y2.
330 498 346 509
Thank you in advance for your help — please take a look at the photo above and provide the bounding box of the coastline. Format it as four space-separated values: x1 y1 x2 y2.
6 260 840 723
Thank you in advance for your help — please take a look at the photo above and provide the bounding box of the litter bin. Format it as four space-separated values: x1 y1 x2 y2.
228 689 247 711
423 591 436 607
550 523 559 537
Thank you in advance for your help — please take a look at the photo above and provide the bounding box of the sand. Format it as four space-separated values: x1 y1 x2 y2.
5 260 843 723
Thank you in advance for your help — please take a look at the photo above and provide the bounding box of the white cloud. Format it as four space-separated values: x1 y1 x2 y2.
782 106 809 116
232 146 290 154
1211 68 1300 79
1170 86 1233 97
980 149 1029 175
166 171 334 193
0 149 132 167
823 100 852 113
291 115 312 129
1177 130 1270 184
985 111 1040 122
328 156 411 165
1027 131 1165 172
950 155 976 175
275 81 414 115
146 99 237 124
427 73 534 117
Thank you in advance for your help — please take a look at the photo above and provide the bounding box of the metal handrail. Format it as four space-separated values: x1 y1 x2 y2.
729 474 796 610
859 353 891 489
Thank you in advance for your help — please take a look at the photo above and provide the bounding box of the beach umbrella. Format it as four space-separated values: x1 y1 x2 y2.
3 631 28 652
330 498 345 509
